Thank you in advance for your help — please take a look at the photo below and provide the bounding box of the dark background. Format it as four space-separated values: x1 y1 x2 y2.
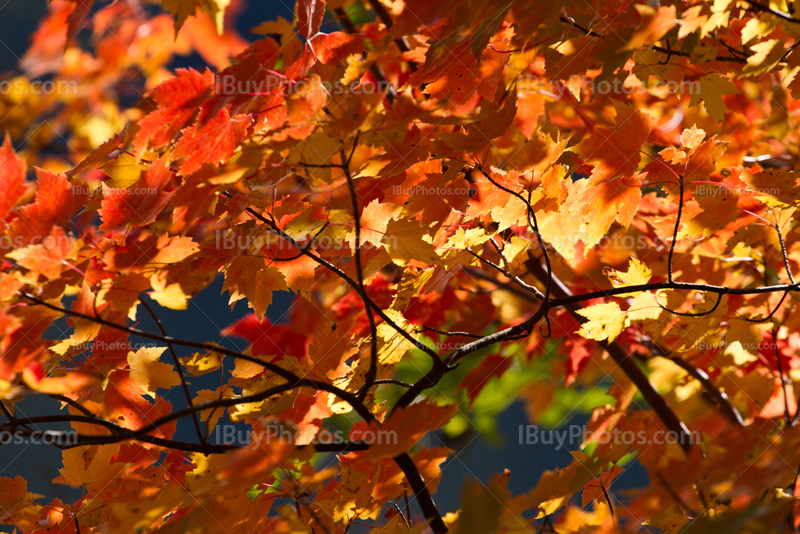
0 1 648 528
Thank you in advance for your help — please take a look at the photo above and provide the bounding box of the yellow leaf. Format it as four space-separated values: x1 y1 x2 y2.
185 453 229 495
0 475 40 518
689 74 740 122
151 235 200 264
382 218 441 267
127 346 180 397
354 159 391 179
445 227 491 250
741 16 776 45
149 273 190 310
725 320 769 364
101 152 147 190
391 266 434 311
741 39 784 78
222 256 289 319
56 444 125 494
162 0 229 34
627 292 663 323
680 125 706 150
192 388 230 432
603 258 651 296
644 504 688 531
576 302 628 342
377 308 417 364
332 463 378 521
182 350 224 376
522 452 598 519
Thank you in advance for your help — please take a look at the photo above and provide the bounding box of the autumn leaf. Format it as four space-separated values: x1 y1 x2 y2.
689 73 740 122
6 225 77 280
98 158 175 231
172 108 252 175
296 0 326 39
162 0 230 34
312 32 364 64
381 218 441 267
680 125 706 150
603 258 651 296
56 444 126 495
127 346 180 396
0 134 30 219
222 256 289 319
351 401 456 458
576 302 628 342
67 131 123 178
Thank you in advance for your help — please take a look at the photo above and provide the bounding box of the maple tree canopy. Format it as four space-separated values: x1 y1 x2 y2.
7 0 800 531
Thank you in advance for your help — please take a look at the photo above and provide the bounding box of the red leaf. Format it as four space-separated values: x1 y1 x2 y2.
0 133 30 219
9 168 86 245
312 32 364 64
66 0 95 44
98 158 174 231
222 313 309 359
296 0 326 39
133 68 215 151
172 108 251 175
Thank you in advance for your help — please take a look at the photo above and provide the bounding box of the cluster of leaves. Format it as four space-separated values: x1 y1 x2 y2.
6 0 800 531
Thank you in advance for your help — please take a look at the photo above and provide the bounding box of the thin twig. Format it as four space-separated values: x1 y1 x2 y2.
140 297 206 444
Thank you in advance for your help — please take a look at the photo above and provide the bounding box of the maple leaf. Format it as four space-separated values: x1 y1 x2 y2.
575 101 651 183
603 258 651 296
101 152 148 190
312 32 364 64
8 168 87 245
222 257 289 320
149 272 190 310
6 225 76 280
222 313 309 358
67 131 123 178
581 464 624 508
681 125 706 150
133 68 215 151
162 0 230 35
172 108 252 175
0 134 30 220
127 346 180 397
351 401 456 458
688 74 740 122
56 444 126 495
98 158 175 231
576 302 628 343
296 0 326 40
0 475 39 521
381 218 441 267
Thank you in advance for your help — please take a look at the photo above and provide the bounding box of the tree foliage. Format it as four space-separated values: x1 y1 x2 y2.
5 0 800 532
